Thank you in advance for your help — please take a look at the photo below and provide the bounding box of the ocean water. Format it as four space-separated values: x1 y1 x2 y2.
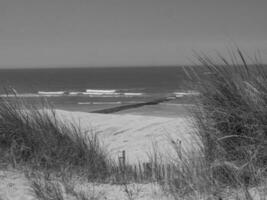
0 67 195 112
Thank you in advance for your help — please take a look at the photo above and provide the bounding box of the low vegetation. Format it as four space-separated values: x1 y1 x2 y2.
0 95 110 179
193 49 267 178
27 171 100 200
162 49 267 199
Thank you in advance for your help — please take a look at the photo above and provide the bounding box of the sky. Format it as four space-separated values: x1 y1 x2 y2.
0 0 266 68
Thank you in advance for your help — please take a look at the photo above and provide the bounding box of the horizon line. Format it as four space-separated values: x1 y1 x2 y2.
0 64 190 70
0 63 266 70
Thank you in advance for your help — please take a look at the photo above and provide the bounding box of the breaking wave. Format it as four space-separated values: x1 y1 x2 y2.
35 89 145 97
38 91 67 96
173 91 199 97
78 101 122 105
0 89 199 98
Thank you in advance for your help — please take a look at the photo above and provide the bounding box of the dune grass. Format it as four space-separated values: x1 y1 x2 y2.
27 170 100 200
192 49 267 173
0 95 110 179
161 49 267 199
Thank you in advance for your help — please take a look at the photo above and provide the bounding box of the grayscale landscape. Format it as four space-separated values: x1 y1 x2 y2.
0 0 266 199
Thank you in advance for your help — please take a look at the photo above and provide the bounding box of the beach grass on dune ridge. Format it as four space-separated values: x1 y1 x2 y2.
0 96 110 179
192 49 267 168
174 49 267 193
147 49 267 200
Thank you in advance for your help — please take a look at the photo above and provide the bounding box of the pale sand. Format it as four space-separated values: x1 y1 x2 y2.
0 169 173 200
0 111 266 200
0 170 34 200
55 109 197 164
0 109 196 200
0 170 265 200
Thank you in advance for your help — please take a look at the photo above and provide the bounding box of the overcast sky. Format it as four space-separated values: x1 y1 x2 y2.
0 0 266 68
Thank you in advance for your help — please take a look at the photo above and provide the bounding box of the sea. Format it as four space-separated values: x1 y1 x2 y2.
0 66 197 114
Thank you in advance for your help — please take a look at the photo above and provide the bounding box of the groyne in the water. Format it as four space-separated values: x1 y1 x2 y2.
91 97 174 114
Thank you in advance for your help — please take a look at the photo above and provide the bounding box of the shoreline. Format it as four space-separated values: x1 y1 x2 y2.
55 101 194 118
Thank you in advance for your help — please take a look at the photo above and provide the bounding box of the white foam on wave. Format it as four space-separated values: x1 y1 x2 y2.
38 91 66 95
0 93 40 98
69 92 83 95
0 91 145 98
123 93 143 96
78 101 122 105
82 89 122 97
85 89 116 94
82 91 145 97
173 91 199 97
82 92 120 96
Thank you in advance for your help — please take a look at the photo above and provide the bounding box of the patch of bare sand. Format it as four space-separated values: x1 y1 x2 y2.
55 109 197 164
0 170 266 200
0 170 173 200
0 170 33 200
1 110 266 199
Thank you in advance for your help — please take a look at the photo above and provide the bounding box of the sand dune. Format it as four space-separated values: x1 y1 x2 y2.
0 170 33 200
1 110 265 200
0 169 173 200
0 110 197 200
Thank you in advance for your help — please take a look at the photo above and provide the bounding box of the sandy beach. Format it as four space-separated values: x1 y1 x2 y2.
55 107 196 164
0 106 199 200
0 105 199 200
0 107 265 200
